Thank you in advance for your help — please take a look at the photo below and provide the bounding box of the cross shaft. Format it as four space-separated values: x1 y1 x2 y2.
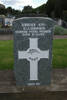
18 38 49 80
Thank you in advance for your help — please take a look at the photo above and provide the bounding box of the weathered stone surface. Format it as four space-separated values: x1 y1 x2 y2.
13 17 55 86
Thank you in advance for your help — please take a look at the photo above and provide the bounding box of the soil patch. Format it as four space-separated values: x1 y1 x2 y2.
0 69 67 93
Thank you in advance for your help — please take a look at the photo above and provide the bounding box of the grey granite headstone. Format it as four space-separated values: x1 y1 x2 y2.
13 17 55 86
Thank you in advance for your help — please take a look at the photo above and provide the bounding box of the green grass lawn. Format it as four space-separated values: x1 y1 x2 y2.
0 39 67 70
53 39 67 68
0 41 14 70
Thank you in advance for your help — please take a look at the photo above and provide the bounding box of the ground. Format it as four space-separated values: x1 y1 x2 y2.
0 69 67 93
0 34 67 40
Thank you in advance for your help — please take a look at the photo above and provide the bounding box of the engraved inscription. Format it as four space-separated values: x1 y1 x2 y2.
15 23 51 37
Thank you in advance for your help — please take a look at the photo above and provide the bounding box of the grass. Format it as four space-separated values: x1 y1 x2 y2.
0 39 67 70
0 40 14 70
53 39 67 68
54 25 67 35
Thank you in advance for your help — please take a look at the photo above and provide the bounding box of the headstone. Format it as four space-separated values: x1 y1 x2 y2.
13 17 55 86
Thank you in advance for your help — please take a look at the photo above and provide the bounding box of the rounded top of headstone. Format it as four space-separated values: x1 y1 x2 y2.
14 17 54 21
13 17 56 31
14 17 56 26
